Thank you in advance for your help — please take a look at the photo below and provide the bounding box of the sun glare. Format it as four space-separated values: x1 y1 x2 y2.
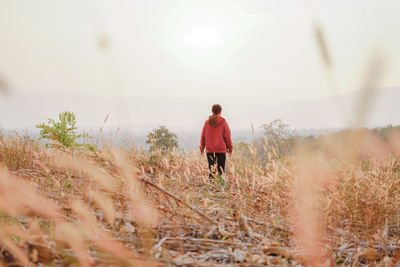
183 24 221 48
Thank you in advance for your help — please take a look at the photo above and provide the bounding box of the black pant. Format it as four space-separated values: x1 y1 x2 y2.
206 153 226 177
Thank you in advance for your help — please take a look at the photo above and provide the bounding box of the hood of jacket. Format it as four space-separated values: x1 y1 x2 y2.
208 115 225 126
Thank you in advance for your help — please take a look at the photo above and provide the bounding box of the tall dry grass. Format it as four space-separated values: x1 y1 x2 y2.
0 123 400 266
0 128 400 265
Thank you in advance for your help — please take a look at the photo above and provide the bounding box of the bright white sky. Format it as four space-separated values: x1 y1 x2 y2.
0 0 399 127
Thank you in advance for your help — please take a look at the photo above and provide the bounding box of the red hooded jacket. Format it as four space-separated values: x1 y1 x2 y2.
200 116 233 153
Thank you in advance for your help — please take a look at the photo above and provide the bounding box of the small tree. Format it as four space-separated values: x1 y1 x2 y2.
260 119 297 158
146 126 178 153
374 124 400 140
36 111 93 150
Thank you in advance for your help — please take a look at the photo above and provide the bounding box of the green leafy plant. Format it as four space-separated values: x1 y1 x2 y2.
216 174 226 188
146 126 178 153
36 111 94 150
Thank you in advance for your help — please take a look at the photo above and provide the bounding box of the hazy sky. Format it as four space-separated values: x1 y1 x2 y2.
0 0 399 128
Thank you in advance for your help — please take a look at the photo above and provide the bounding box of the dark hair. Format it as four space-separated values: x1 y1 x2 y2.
209 104 222 127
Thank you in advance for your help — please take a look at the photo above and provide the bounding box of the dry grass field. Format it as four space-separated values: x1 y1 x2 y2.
1 1 398 266
1 128 400 266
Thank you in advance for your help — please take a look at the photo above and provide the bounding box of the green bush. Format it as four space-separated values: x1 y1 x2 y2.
36 111 95 150
146 126 178 153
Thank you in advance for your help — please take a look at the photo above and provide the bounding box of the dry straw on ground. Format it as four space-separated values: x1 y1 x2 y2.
0 127 400 266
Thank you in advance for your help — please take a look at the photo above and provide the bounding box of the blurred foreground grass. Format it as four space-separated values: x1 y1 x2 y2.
0 126 400 266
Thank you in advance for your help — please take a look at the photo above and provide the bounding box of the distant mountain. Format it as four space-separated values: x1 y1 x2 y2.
0 87 399 133
0 91 207 129
269 87 400 129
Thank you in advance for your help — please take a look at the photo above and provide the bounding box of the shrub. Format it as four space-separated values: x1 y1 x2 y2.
259 119 298 159
36 111 94 150
146 126 178 153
